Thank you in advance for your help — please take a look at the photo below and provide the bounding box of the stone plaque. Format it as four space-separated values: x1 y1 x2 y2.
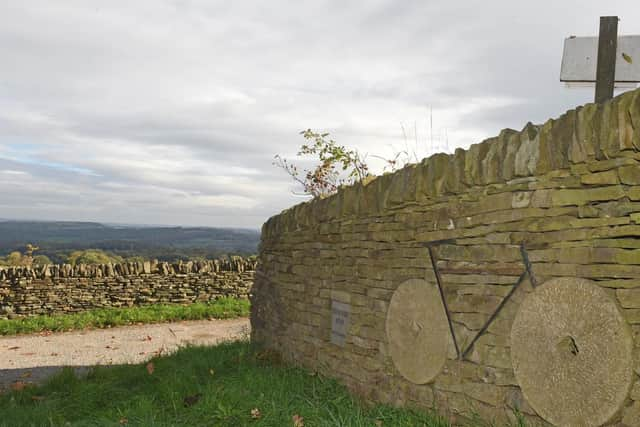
385 278 449 384
511 277 633 427
331 300 350 346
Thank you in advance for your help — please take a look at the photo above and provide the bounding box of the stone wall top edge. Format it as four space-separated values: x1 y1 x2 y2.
262 88 640 238
0 257 257 280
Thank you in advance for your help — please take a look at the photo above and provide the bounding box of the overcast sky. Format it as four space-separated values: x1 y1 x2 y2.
1 1 639 229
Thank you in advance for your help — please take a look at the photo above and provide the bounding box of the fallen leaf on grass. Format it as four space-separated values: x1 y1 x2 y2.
250 408 261 419
31 395 45 401
183 393 202 407
11 381 26 391
146 362 154 375
119 418 128 425
292 414 304 427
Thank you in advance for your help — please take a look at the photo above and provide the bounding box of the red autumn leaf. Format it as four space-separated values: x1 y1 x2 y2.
11 381 26 391
292 414 304 427
146 362 154 375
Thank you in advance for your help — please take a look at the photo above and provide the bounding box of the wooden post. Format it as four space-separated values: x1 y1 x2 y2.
595 16 618 103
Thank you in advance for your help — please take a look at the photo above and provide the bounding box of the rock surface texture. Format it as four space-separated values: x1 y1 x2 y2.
251 88 640 426
511 278 633 426
385 279 450 385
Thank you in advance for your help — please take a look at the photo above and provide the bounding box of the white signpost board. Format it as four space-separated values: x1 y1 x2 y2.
560 35 640 83
559 17 640 103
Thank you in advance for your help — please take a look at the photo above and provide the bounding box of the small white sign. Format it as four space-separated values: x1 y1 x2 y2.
331 300 350 346
560 35 640 82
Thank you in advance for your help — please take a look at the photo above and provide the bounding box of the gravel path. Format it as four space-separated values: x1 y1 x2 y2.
0 317 250 392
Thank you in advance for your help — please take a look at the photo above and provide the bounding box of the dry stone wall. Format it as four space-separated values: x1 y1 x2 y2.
0 258 255 318
251 88 640 426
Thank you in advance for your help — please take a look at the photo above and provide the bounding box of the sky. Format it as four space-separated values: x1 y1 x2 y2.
1 1 639 229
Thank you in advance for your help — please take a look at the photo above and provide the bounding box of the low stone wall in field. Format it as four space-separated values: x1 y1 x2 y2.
252 88 640 426
0 258 256 318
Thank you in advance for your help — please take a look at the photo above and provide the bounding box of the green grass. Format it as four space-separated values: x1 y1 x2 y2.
0 298 250 336
0 341 453 427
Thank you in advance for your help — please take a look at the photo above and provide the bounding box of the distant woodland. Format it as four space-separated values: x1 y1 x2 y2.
0 220 260 265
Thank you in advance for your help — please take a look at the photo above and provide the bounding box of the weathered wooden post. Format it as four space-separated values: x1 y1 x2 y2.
594 16 618 103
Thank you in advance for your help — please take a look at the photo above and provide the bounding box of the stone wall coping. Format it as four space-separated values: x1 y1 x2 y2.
0 257 257 281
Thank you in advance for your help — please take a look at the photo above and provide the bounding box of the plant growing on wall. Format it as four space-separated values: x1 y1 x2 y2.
274 129 373 198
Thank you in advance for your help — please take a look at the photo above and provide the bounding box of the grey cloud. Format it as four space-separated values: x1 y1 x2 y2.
1 1 639 227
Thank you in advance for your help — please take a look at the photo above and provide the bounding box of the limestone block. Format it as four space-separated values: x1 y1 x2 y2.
501 130 522 181
442 148 466 194
551 186 626 206
514 123 540 177
511 191 531 208
599 100 621 159
580 170 620 185
622 401 640 427
617 289 640 308
616 90 637 151
482 131 513 184
630 89 640 145
464 140 492 185
423 153 450 197
619 164 640 185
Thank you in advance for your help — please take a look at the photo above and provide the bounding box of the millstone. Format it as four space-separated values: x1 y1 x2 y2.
511 277 633 427
385 278 449 384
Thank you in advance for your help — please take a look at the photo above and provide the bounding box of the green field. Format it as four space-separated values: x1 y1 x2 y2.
0 298 250 336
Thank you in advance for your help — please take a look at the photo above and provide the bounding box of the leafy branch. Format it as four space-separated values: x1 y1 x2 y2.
274 130 371 198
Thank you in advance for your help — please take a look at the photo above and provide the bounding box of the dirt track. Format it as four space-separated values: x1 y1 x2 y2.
0 317 250 391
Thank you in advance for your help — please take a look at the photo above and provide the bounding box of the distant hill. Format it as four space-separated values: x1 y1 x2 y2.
0 220 260 263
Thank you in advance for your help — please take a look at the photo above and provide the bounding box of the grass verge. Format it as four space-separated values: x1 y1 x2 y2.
0 340 453 427
0 297 250 336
